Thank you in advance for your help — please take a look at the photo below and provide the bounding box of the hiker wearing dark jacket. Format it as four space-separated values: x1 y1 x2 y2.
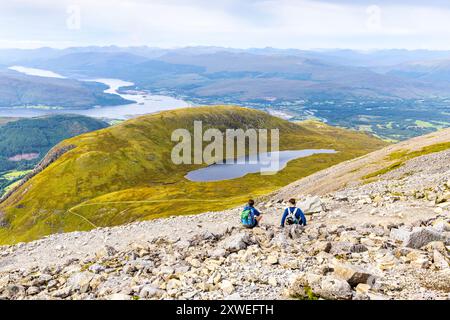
280 198 307 227
241 199 262 228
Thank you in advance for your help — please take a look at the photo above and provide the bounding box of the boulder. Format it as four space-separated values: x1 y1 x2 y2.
26 286 40 296
209 248 227 259
333 263 374 287
289 273 352 300
318 276 353 300
350 244 368 253
298 196 324 214
221 233 250 252
404 227 446 249
66 271 94 293
389 227 411 243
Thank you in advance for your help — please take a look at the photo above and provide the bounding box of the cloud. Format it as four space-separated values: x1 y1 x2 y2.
2 0 450 49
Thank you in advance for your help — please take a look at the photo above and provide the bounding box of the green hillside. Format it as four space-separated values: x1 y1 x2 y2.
0 106 387 244
0 115 108 195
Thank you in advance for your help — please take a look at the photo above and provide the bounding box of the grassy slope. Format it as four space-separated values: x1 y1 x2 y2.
0 106 387 244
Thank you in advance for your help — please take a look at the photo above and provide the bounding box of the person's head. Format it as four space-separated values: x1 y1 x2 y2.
288 198 296 207
248 199 255 207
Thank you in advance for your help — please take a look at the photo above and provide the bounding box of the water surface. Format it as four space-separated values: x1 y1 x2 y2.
185 149 337 182
2 66 190 119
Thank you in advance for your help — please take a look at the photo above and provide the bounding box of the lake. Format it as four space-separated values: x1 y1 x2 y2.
185 149 337 182
3 66 190 120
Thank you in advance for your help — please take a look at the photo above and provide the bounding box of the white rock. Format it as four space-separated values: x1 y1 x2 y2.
404 227 446 249
66 272 94 293
267 255 278 265
298 196 324 214
319 276 353 300
433 250 449 270
220 280 234 295
221 233 249 252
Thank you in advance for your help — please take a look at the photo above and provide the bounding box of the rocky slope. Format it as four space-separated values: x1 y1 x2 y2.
0 133 449 300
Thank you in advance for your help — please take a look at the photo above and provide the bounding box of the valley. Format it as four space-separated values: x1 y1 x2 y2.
2 0 450 304
3 47 450 141
0 106 386 244
1 67 190 120
0 69 130 109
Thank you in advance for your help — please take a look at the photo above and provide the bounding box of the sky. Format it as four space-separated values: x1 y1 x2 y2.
2 0 450 50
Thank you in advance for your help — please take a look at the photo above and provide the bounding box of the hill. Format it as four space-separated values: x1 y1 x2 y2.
0 70 130 109
0 126 448 300
0 115 108 195
0 106 386 244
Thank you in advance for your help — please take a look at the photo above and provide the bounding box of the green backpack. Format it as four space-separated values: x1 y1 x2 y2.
241 208 254 226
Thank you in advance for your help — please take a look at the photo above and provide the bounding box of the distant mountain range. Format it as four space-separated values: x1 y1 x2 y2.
4 46 450 102
1 46 450 141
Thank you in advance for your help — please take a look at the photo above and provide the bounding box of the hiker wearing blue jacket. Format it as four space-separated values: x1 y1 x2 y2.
241 199 263 228
281 198 307 227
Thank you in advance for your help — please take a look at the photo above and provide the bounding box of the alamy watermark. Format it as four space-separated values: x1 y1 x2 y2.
366 5 382 32
171 121 281 175
66 5 81 30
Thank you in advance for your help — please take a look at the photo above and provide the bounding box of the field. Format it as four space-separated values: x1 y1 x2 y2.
0 170 32 197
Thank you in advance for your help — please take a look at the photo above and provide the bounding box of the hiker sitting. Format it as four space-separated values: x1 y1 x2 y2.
241 199 262 228
280 198 307 227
